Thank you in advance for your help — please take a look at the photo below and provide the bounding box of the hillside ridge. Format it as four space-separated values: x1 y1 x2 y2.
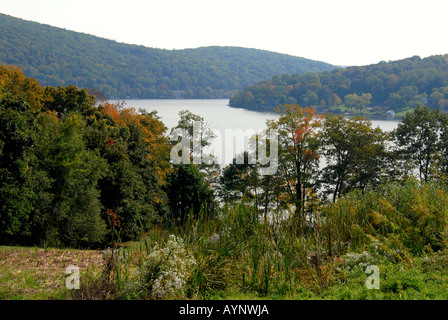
0 13 336 99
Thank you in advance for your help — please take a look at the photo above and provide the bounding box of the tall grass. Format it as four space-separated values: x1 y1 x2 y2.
320 179 448 257
91 179 448 299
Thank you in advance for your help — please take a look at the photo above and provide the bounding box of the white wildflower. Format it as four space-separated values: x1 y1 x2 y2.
208 233 220 243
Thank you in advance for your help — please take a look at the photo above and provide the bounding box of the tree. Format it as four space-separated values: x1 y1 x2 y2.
43 85 96 118
219 151 258 203
166 110 217 224
0 65 44 111
170 110 216 157
44 113 107 247
329 93 342 108
320 114 388 201
386 86 427 111
0 67 179 247
166 164 215 224
344 93 372 114
301 89 319 106
98 102 172 239
266 104 323 227
429 87 448 110
0 97 39 243
393 106 445 182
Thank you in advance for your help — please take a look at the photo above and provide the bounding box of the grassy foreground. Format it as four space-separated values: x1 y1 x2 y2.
1 241 448 300
2 181 448 300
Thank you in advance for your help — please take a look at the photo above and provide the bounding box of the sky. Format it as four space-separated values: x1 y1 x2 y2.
1 0 448 67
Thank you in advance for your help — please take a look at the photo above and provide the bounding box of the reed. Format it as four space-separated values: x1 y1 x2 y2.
100 180 448 299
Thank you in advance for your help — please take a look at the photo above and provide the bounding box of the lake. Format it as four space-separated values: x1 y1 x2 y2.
121 99 400 165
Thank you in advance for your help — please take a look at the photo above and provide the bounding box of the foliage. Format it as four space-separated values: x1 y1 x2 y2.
165 164 216 224
0 96 39 243
322 180 448 256
0 13 335 99
269 106 323 220
0 65 44 111
0 66 174 247
229 55 448 112
393 106 447 182
320 114 389 201
219 152 258 203
344 93 372 114
4 62 448 301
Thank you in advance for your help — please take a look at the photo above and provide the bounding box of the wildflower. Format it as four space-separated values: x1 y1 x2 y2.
127 235 196 300
209 233 220 243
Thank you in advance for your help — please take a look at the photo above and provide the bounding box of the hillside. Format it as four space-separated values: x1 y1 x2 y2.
0 13 335 99
229 54 448 115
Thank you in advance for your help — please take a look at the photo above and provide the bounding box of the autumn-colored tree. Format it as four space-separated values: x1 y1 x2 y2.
0 64 44 111
266 104 324 227
98 101 172 237
100 102 121 123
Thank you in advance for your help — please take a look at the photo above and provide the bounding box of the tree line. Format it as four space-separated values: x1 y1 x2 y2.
2 64 448 249
229 55 448 115
219 103 448 228
0 65 217 247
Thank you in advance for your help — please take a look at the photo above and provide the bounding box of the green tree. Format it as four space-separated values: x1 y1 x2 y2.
320 114 388 201
166 164 215 224
429 87 448 110
170 110 216 158
344 93 372 114
44 113 107 247
386 86 427 111
393 106 444 182
219 151 258 203
0 97 39 243
43 85 96 118
97 103 172 240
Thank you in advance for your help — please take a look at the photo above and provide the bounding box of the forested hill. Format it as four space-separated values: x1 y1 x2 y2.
229 54 448 114
0 13 335 99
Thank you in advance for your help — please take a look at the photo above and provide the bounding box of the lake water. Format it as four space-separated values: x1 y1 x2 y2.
121 99 400 165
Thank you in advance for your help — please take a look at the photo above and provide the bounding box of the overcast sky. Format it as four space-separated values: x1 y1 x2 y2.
1 0 448 66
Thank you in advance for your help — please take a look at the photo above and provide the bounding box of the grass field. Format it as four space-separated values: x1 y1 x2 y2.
2 233 448 300
0 246 104 299
3 181 448 301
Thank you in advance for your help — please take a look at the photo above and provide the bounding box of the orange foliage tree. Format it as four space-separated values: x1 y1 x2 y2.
100 102 172 204
0 64 45 111
267 104 324 226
